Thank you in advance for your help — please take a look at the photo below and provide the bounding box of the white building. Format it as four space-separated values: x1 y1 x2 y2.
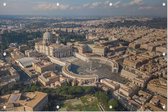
35 31 73 58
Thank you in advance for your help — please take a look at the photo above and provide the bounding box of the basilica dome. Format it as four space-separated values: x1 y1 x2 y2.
43 31 52 45
43 31 51 40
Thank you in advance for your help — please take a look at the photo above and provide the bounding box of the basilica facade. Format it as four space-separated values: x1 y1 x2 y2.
35 31 73 58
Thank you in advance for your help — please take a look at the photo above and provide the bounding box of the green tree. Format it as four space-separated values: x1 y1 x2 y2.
95 91 108 104
74 86 84 95
84 86 94 94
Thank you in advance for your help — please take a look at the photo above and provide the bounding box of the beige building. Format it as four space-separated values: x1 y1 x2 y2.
35 31 73 58
100 78 120 90
0 91 48 111
118 83 139 97
74 43 108 56
121 69 150 88
32 60 55 74
86 34 97 40
25 50 42 57
88 44 108 56
143 95 167 111
155 46 166 53
147 78 167 97
38 71 66 87
0 64 20 87
16 57 40 77
74 44 90 54
10 49 25 60
123 55 149 69
132 90 152 105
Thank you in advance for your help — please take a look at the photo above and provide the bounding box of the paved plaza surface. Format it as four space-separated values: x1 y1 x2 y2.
70 59 129 84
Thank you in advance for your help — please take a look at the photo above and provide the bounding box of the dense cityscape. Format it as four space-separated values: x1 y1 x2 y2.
0 0 167 111
0 17 167 111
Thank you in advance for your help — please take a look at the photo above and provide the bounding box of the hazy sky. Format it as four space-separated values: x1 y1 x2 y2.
0 0 167 17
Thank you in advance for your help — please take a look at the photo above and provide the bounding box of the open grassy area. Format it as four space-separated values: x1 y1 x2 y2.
59 95 100 111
